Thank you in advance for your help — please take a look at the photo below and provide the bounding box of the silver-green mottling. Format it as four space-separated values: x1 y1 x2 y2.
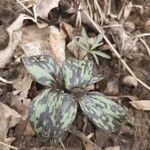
22 55 128 142
29 89 77 144
79 92 127 132
63 58 94 90
22 55 62 87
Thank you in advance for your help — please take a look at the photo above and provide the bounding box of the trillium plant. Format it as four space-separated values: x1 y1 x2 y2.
22 55 127 144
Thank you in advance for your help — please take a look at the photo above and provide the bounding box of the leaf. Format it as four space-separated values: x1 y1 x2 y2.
0 102 22 140
123 75 138 87
0 14 28 68
129 100 150 111
29 89 77 143
79 92 127 132
49 26 66 67
35 0 60 19
63 58 94 90
91 34 103 50
20 25 52 57
81 28 90 49
22 55 62 87
67 39 87 59
92 51 111 59
92 53 99 65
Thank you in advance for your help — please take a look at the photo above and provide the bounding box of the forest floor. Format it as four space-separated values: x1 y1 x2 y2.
0 0 150 150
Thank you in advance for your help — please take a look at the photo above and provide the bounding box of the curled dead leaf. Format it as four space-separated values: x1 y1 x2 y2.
123 75 138 87
20 25 51 56
67 39 87 59
0 14 35 68
130 100 150 111
0 102 22 140
35 0 60 19
106 81 119 95
49 26 66 67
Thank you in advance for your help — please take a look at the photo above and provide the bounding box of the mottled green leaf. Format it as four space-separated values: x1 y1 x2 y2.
63 58 94 90
29 89 77 144
79 92 127 132
22 55 62 87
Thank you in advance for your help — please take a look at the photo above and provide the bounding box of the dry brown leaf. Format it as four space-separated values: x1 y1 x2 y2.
0 14 37 68
60 22 74 39
106 81 119 95
105 146 120 150
0 102 22 140
123 75 138 87
23 123 35 136
11 67 32 119
20 25 51 56
35 0 60 19
49 26 66 67
60 22 80 40
130 100 150 111
67 39 87 59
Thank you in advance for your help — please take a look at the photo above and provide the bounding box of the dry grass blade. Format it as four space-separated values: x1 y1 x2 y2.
16 0 33 15
0 141 18 150
83 10 150 91
139 38 150 56
135 33 150 38
94 0 106 25
86 0 93 19
60 140 66 150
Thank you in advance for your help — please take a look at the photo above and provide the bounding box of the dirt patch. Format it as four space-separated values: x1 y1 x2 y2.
0 0 150 150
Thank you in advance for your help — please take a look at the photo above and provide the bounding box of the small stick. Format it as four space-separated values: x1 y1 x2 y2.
135 33 150 38
0 77 13 84
83 10 150 91
0 141 18 150
16 0 33 15
60 140 66 150
68 126 101 150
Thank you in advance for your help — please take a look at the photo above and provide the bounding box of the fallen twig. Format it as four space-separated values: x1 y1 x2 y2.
68 126 101 150
0 141 18 150
135 33 150 38
16 0 33 15
83 10 150 91
0 77 13 84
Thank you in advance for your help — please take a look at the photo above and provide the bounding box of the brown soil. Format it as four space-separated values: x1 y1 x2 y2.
0 0 150 150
